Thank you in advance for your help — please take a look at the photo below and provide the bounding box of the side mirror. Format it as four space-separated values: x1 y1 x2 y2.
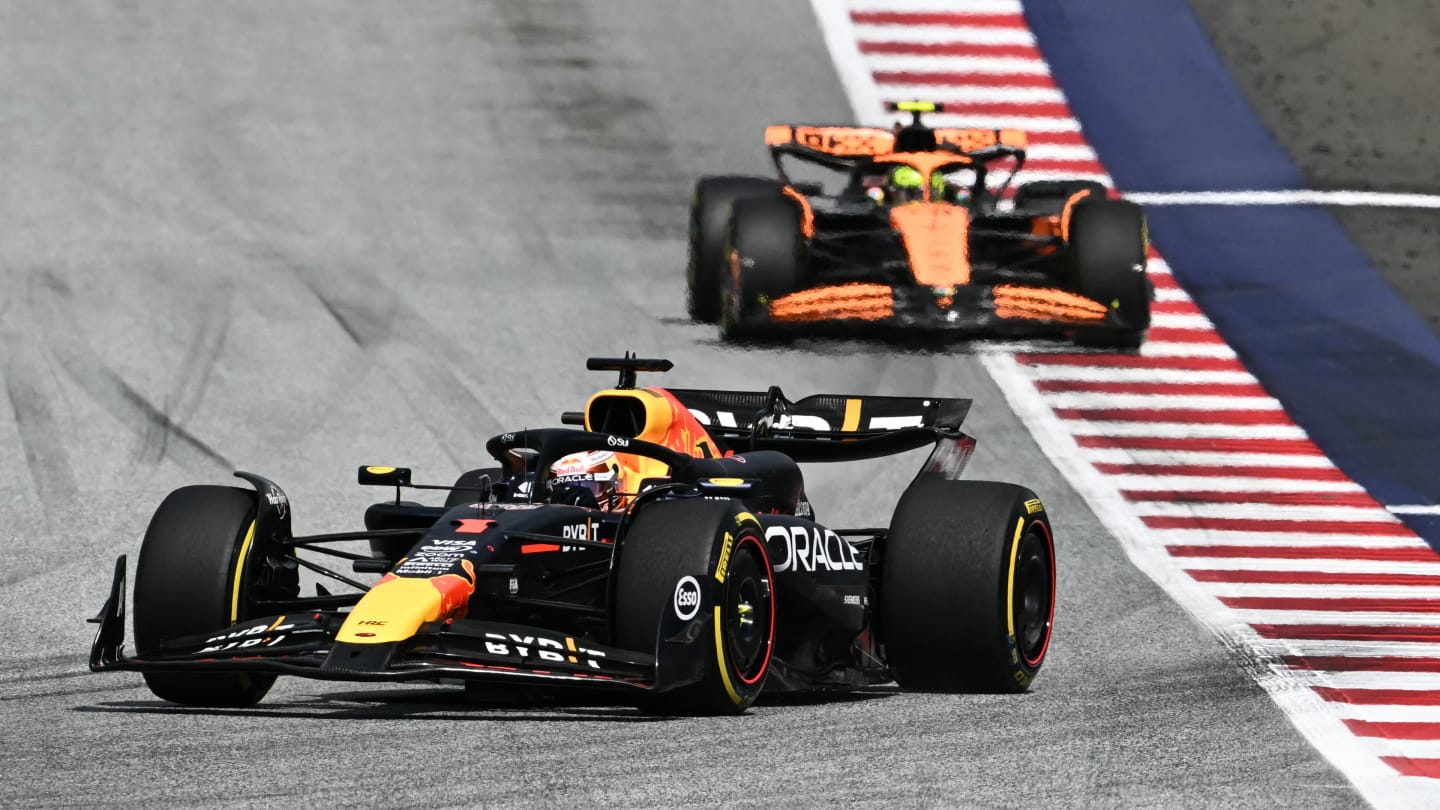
358 466 412 486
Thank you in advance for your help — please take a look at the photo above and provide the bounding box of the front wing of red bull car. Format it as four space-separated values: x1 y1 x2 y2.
90 357 1056 714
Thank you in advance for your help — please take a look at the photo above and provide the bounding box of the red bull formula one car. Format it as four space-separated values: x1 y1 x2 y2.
687 102 1151 348
89 356 1056 714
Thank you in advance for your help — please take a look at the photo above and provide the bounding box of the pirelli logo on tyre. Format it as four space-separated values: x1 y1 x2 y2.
715 532 734 583
1024 498 1044 515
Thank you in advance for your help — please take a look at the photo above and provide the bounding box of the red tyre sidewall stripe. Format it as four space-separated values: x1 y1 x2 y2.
1022 518 1056 668
734 531 775 687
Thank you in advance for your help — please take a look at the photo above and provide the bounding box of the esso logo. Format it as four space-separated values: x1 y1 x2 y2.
607 436 630 448
672 576 701 621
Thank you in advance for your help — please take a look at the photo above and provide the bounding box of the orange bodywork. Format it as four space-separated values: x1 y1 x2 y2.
992 285 1110 324
889 202 972 286
766 125 1027 157
336 563 478 644
933 127 1028 152
769 283 894 323
782 185 816 237
767 125 895 155
1058 188 1094 241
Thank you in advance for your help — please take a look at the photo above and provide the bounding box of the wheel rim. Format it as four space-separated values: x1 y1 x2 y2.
1013 521 1055 667
723 533 774 686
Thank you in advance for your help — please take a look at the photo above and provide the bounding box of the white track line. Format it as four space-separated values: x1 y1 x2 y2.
1154 287 1196 302
1151 531 1421 548
847 0 1023 11
1023 366 1257 384
874 83 1066 103
1129 190 1440 208
1390 505 1440 515
1059 422 1313 440
1083 450 1337 469
1134 502 1395 521
1289 671 1440 691
1332 704 1440 724
1127 342 1237 359
852 25 1037 46
1223 609 1440 627
1180 559 1440 575
860 54 1052 75
1040 392 1283 410
1205 582 1440 600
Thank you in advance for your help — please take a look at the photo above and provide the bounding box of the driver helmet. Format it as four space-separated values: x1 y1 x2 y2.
549 450 621 509
887 165 946 204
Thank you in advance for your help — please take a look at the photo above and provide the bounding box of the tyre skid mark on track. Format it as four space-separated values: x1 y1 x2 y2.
138 292 234 467
2 329 79 523
22 269 232 475
815 0 1440 800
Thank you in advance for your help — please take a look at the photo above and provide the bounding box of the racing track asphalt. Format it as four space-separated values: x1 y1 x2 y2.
0 1 1358 807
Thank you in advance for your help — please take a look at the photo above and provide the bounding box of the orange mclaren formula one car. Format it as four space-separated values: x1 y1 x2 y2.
687 102 1151 348
88 356 1056 715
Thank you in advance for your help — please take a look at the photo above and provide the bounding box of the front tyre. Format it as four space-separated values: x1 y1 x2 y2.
879 479 1055 693
614 499 775 715
133 485 284 707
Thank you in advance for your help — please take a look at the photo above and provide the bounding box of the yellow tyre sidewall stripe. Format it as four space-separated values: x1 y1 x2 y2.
715 513 765 705
230 520 257 624
714 604 741 704
1004 516 1024 653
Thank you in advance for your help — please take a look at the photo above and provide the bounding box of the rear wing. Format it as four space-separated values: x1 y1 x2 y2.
665 387 971 463
764 124 1028 157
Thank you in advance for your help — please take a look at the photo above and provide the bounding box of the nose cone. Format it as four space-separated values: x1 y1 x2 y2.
890 203 972 287
336 564 476 644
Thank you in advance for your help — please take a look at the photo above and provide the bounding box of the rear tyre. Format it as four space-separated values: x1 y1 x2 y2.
718 195 806 342
133 485 284 707
445 466 504 508
1014 180 1108 216
614 499 775 715
879 479 1055 693
1068 200 1150 349
688 176 784 323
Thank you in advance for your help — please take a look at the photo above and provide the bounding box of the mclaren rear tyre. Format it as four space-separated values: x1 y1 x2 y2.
614 499 775 715
1068 199 1150 349
718 195 806 342
133 485 296 707
879 478 1055 693
1013 179 1108 216
688 176 784 324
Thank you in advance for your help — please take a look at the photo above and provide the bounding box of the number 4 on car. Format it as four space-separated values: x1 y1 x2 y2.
88 355 1056 714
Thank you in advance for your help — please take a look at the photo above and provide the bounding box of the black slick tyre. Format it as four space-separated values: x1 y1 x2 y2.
718 195 806 342
613 499 775 715
1067 199 1150 349
133 485 281 707
688 176 783 323
879 478 1055 693
1013 180 1108 216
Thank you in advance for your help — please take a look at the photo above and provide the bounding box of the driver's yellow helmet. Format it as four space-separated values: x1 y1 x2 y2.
888 165 946 203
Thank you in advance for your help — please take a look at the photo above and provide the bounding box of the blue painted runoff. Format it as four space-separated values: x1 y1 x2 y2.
1023 0 1440 545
